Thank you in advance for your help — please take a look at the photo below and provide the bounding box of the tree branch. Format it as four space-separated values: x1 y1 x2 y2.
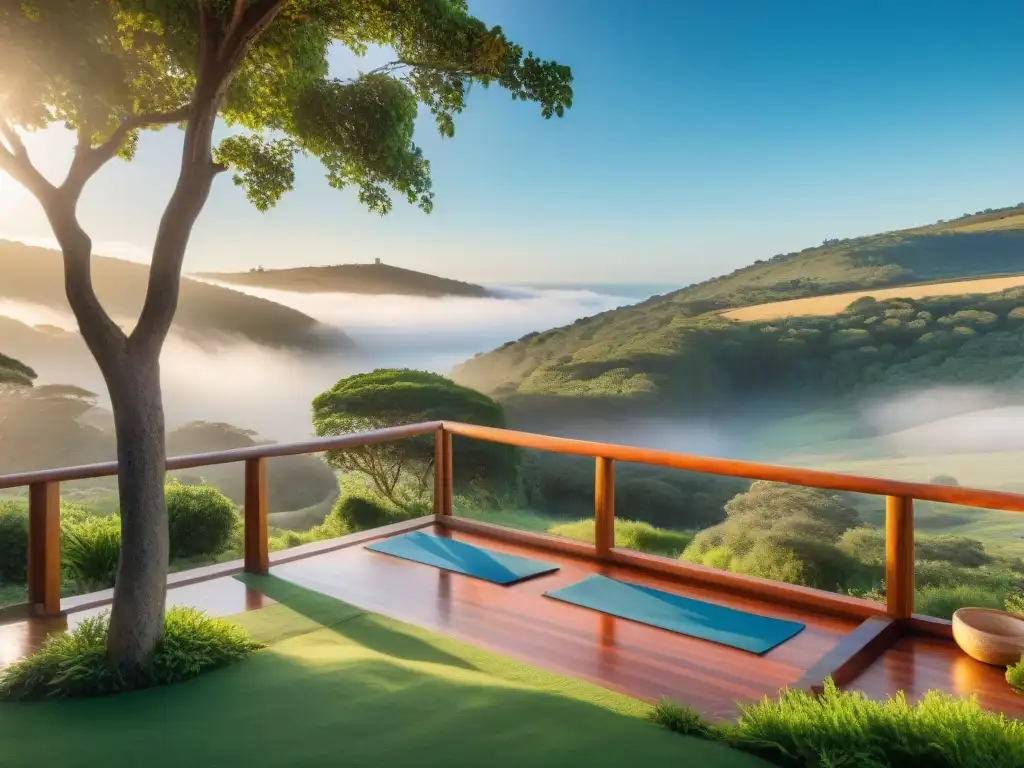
218 0 288 75
221 0 248 55
0 118 27 156
131 0 287 355
363 59 478 79
43 200 128 371
0 118 56 203
63 106 193 199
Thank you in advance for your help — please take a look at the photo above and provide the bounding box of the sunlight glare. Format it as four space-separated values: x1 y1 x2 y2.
0 170 32 209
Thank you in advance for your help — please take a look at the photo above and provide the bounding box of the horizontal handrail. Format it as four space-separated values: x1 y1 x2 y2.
0 421 442 490
5 416 1019 628
440 421 1024 513
3 417 1023 513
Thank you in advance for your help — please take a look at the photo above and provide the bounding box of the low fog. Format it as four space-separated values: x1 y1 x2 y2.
2 283 641 441
6 284 1024 489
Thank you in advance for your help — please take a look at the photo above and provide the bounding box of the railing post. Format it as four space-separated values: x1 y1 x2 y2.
28 481 61 616
433 427 453 516
594 457 615 557
885 495 914 619
244 458 269 574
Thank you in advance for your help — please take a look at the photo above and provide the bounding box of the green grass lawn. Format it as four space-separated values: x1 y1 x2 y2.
0 575 767 768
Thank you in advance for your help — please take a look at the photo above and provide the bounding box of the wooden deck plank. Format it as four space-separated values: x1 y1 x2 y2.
269 524 854 719
1 523 1020 721
797 616 900 693
844 634 1024 718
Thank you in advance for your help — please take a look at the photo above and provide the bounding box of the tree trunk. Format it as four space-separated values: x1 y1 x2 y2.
104 349 170 679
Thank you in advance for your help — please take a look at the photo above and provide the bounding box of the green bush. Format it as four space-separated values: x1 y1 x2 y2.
913 560 1022 594
548 519 692 558
1006 591 1024 615
0 501 28 583
166 480 238 558
0 606 261 700
653 679 1024 768
61 515 122 591
649 700 720 739
332 494 397 532
915 585 1005 620
839 528 994 568
1007 660 1024 693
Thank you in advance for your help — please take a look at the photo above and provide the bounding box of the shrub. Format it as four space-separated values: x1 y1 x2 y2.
654 680 1024 768
548 519 692 558
62 515 121 591
915 585 1004 620
166 480 238 558
332 494 397 532
0 606 261 700
839 528 993 568
1008 660 1024 693
917 535 992 568
0 501 28 583
650 700 720 739
1006 591 1024 615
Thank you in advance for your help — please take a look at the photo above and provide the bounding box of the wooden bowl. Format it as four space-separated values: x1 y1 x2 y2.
952 607 1024 666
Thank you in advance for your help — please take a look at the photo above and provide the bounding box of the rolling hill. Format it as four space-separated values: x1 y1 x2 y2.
199 261 491 298
723 274 1024 322
451 204 1024 410
0 240 354 352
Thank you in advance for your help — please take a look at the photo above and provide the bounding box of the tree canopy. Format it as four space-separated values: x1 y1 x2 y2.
682 481 864 591
1 0 572 216
312 369 517 504
0 0 572 675
0 353 35 388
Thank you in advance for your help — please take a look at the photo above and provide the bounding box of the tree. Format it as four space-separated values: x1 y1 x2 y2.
0 353 36 389
0 1 572 677
682 481 864 591
312 369 518 505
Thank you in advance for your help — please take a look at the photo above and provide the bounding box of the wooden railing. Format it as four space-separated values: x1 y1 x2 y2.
3 419 1024 626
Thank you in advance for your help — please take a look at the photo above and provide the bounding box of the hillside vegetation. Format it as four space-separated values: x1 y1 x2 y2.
453 204 1024 403
724 274 1024 322
0 353 34 387
0 241 352 352
200 262 490 298
461 288 1024 408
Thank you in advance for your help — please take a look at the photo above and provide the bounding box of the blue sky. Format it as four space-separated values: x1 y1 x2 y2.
3 0 1023 284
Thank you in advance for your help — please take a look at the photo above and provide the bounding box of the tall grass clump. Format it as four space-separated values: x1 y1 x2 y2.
0 501 28 583
62 515 121 591
915 585 1005 620
652 679 1024 768
1008 660 1024 695
548 518 693 557
0 606 262 700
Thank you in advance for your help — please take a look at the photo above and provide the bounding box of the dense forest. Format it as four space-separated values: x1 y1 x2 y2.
456 288 1024 414
453 205 1024 403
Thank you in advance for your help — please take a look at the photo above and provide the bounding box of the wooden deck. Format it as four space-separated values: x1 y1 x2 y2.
2 522 1021 720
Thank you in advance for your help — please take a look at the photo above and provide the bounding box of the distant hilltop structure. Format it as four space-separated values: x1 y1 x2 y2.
203 259 490 298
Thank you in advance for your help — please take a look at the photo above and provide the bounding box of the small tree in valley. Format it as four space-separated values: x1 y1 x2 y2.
0 1 572 678
312 369 518 505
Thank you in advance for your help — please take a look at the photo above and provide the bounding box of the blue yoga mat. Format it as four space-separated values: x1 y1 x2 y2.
365 531 560 585
545 575 805 654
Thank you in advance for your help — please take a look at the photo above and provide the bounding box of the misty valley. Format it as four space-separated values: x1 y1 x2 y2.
5 206 1024 626
11 3 1024 764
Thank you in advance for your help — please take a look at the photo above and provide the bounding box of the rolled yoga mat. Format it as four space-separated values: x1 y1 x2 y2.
365 530 560 585
545 574 805 654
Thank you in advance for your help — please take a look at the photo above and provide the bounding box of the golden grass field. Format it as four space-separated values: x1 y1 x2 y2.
722 274 1024 322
